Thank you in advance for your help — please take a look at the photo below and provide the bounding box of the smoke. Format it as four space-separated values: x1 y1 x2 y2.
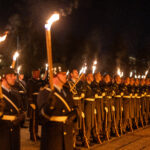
59 0 80 17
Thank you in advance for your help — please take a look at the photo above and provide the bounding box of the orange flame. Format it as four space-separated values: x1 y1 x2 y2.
0 32 7 42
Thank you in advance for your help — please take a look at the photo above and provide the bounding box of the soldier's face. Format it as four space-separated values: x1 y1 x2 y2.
130 78 135 85
115 76 121 84
124 78 130 85
71 70 79 80
87 73 94 82
32 70 40 79
140 79 145 85
135 79 139 85
95 73 102 82
57 72 67 84
5 74 16 86
104 75 111 83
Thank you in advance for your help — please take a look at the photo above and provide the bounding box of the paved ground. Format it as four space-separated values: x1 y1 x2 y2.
21 125 150 150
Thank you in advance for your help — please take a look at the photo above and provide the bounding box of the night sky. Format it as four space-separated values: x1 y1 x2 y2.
0 0 150 75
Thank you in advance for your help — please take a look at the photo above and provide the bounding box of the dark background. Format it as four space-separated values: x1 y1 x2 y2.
0 0 150 76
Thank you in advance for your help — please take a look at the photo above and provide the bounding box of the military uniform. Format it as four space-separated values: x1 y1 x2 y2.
91 80 104 133
27 77 44 141
146 84 150 123
122 84 133 132
0 87 25 150
37 86 77 150
84 82 96 142
113 82 123 134
139 85 147 125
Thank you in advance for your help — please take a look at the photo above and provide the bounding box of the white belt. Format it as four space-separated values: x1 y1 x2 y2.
96 96 103 99
136 96 141 99
107 96 112 99
19 91 25 94
1 115 16 121
73 97 81 100
33 93 39 95
123 96 131 98
85 98 95 101
115 95 121 98
50 116 68 122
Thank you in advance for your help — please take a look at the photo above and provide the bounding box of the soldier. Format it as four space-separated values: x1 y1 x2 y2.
122 77 133 132
14 70 28 128
0 67 25 150
145 78 150 124
129 78 137 128
113 75 123 135
84 72 99 144
37 65 77 150
103 74 119 140
27 69 44 141
139 78 147 125
65 68 83 147
134 79 141 127
91 72 103 135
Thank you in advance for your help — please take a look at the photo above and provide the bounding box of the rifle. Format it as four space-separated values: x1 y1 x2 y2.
94 109 102 144
82 112 90 148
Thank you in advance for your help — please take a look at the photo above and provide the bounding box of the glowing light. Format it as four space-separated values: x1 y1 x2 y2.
130 72 133 77
45 63 48 71
13 51 19 61
135 75 137 79
138 75 141 79
145 70 149 76
117 68 121 76
92 65 96 74
66 70 70 76
45 13 60 30
121 72 124 78
0 32 7 43
17 66 21 74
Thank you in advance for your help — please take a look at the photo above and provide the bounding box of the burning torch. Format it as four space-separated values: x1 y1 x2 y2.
45 13 59 90
11 51 19 69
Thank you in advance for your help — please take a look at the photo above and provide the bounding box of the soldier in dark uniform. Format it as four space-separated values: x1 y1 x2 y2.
139 78 147 125
37 65 77 150
134 79 141 127
65 68 83 147
91 72 103 135
113 75 123 135
122 77 133 132
145 78 150 124
103 74 119 140
14 70 28 128
27 69 44 141
128 77 137 128
84 72 98 144
0 68 25 150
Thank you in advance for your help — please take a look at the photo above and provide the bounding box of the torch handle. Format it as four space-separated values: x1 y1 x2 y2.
11 60 16 69
45 29 54 90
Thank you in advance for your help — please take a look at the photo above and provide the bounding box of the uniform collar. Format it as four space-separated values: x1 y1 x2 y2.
1 84 11 93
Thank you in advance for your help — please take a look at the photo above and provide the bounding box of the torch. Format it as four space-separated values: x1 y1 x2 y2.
92 60 97 74
45 13 59 90
0 32 7 43
130 72 133 78
17 65 21 74
11 51 19 69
